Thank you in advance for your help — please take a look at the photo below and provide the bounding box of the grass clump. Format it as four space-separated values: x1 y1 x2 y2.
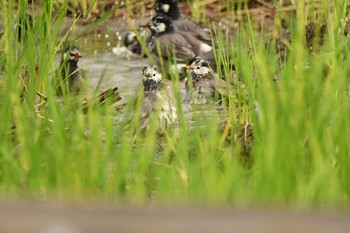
0 0 349 209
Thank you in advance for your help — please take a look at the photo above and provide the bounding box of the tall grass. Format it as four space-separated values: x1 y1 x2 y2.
0 0 349 208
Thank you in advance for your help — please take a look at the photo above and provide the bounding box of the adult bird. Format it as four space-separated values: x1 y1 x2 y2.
123 31 142 55
54 45 122 111
54 45 86 95
132 65 178 134
124 0 213 58
147 14 196 73
123 30 154 57
154 0 214 54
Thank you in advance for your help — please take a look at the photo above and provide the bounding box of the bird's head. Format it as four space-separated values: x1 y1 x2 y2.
154 0 181 20
149 14 174 35
185 57 212 76
63 45 82 63
142 65 162 83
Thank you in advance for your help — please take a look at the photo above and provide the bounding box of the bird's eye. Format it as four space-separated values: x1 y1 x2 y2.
196 66 200 69
153 73 156 77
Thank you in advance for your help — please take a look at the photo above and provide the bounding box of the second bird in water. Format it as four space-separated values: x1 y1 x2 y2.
132 65 178 134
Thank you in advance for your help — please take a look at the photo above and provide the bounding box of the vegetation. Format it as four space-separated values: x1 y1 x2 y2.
0 0 349 208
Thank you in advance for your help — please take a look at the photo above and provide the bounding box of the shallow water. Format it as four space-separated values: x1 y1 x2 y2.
80 51 148 101
75 49 225 131
64 17 153 101
66 20 226 127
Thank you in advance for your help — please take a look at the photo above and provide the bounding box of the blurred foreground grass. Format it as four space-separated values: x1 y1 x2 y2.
0 0 349 208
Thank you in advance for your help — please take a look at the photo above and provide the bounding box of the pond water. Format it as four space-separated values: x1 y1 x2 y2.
63 17 226 127
63 17 153 102
80 51 148 101
68 28 153 89
79 50 224 126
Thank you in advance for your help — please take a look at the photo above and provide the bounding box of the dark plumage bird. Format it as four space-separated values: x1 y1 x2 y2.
141 15 195 75
123 30 154 56
54 45 122 111
54 45 86 95
149 14 196 64
123 31 143 55
133 65 178 133
184 57 230 104
123 0 212 57
154 0 213 54
154 0 181 21
82 86 122 113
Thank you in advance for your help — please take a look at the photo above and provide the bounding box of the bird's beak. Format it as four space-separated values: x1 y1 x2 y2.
139 23 150 28
75 52 82 59
184 65 193 70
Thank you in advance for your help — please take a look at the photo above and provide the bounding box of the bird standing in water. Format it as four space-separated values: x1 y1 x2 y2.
123 30 154 57
133 65 178 133
154 0 213 55
147 14 195 69
54 45 86 95
123 0 213 57
123 31 143 55
54 45 122 111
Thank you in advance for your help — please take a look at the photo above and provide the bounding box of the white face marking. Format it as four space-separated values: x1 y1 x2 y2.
190 59 211 75
151 22 166 33
125 31 136 43
161 4 170 13
64 47 80 61
142 65 162 82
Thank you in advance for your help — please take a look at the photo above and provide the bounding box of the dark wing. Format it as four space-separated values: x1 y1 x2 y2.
153 34 195 62
174 19 212 45
82 86 122 113
97 87 121 105
69 68 86 93
179 31 212 56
